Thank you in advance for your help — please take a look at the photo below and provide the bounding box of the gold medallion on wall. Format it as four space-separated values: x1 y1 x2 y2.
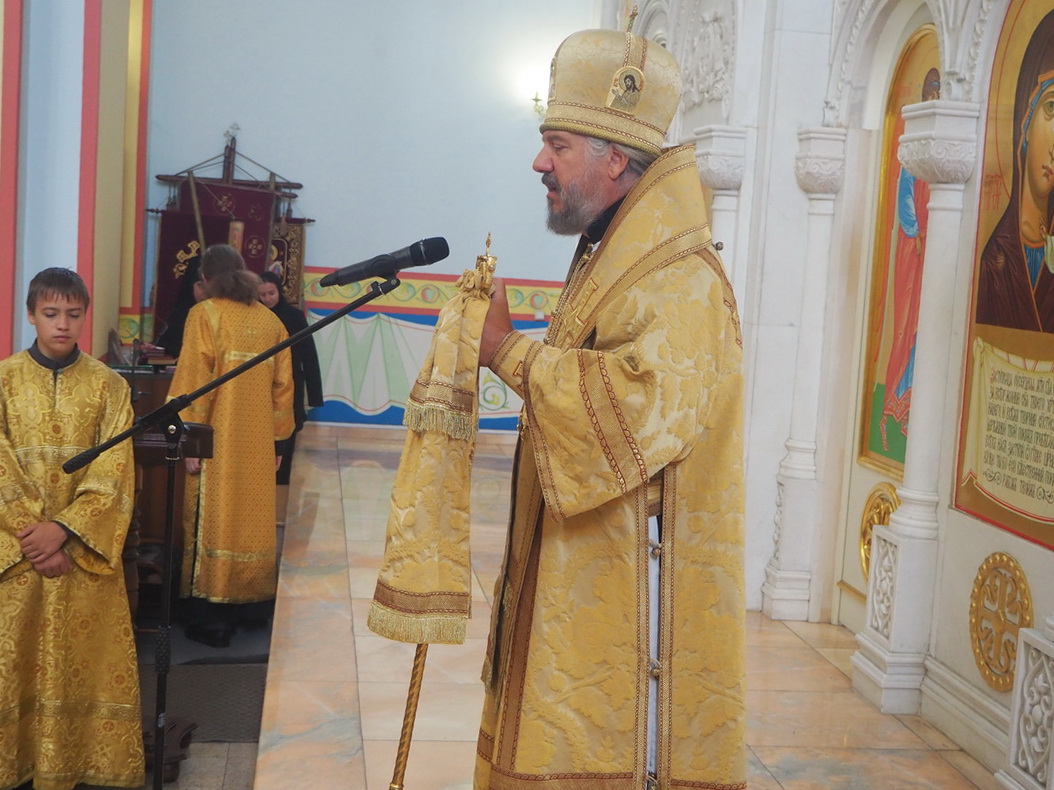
860 483 900 580
969 553 1033 691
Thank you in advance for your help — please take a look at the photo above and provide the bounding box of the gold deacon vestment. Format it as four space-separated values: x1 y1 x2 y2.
169 298 294 603
0 349 144 790
476 145 747 790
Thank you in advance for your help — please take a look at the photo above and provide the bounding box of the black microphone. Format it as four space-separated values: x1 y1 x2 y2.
318 237 450 287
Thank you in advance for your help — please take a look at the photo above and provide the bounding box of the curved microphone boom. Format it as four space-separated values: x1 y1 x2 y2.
318 237 449 287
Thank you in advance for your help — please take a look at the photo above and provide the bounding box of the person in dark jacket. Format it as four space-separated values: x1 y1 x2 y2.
258 270 324 484
155 256 205 357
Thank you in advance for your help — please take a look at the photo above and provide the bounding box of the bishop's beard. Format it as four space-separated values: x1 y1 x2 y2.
543 170 608 236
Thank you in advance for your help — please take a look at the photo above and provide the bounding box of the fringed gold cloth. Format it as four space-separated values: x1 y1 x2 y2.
368 248 496 645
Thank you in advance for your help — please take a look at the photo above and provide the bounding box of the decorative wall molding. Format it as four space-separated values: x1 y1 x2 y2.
693 124 747 191
827 0 996 123
1013 643 1052 786
677 0 736 120
999 622 1054 790
960 0 998 103
869 535 897 639
898 138 976 184
637 0 671 48
795 128 847 196
826 0 880 126
898 99 979 185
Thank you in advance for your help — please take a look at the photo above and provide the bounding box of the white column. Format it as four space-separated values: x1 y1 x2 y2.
853 99 980 713
693 125 747 299
761 127 846 621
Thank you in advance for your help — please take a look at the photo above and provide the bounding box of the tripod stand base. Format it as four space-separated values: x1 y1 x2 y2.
143 717 197 783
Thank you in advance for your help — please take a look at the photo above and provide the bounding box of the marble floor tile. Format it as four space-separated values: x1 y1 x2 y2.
939 750 1005 790
154 742 229 790
896 714 962 751
355 635 487 685
815 647 855 678
747 746 786 790
358 681 485 742
279 505 348 567
337 424 406 451
747 689 927 749
267 596 357 682
287 448 343 495
745 611 811 648
750 746 988 789
254 737 365 790
347 553 385 599
221 743 258 790
276 562 351 600
342 501 392 543
363 739 477 790
783 619 860 650
283 492 346 540
746 644 853 691
289 424 339 449
259 679 361 737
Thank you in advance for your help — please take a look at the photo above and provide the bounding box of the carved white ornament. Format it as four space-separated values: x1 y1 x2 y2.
795 153 845 196
696 151 744 191
869 535 897 639
828 0 880 126
679 3 736 119
964 0 998 102
1011 643 1052 787
898 138 976 185
636 0 670 48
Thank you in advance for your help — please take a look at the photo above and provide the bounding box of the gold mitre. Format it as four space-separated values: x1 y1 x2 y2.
540 28 683 157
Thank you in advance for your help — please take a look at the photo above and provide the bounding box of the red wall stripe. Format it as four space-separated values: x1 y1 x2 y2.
78 0 102 351
0 0 23 358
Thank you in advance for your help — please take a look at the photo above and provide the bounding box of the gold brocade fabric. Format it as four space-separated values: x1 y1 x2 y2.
169 298 294 603
368 259 495 645
0 351 144 790
475 146 747 790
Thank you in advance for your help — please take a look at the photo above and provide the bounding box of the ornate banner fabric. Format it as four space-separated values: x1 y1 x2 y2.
368 252 496 645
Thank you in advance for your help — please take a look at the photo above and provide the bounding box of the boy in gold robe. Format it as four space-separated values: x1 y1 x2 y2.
0 268 144 789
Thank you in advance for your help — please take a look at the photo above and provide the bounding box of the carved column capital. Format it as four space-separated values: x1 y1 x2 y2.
693 125 747 191
794 127 847 196
898 100 981 184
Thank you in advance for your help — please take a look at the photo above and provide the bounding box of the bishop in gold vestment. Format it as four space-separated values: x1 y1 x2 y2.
0 347 144 790
169 297 294 605
475 27 746 790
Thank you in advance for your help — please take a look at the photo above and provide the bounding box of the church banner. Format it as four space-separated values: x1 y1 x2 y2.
177 180 276 269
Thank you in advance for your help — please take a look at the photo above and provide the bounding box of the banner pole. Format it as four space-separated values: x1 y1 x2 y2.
389 643 429 790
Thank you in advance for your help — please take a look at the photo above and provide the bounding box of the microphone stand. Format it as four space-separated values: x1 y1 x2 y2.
64 277 402 790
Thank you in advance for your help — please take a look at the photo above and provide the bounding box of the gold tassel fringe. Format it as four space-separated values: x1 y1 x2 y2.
403 401 477 441
367 600 468 646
